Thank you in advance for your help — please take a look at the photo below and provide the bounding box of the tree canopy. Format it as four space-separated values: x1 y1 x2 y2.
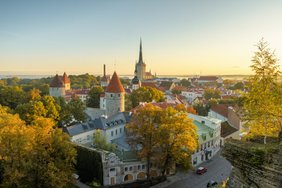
129 87 165 108
87 86 104 108
126 103 198 178
243 39 282 143
0 108 76 187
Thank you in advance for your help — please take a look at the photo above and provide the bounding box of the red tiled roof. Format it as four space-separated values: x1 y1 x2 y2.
106 72 125 93
173 86 188 91
210 104 229 118
62 72 71 84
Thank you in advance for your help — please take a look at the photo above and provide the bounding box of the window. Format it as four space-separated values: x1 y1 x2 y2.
125 167 128 171
208 142 210 147
111 94 113 97
120 128 122 133
142 165 145 170
129 166 133 171
211 140 214 146
111 131 113 137
110 168 116 172
118 94 120 97
138 165 140 170
115 129 117 135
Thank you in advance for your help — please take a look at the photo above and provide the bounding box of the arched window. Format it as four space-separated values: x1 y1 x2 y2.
137 172 146 179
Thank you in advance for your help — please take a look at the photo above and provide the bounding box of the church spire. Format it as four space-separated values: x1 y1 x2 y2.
138 38 143 63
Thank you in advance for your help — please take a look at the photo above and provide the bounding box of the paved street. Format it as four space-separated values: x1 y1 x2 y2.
152 152 232 188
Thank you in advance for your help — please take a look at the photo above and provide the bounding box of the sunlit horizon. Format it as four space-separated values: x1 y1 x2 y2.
1 0 282 76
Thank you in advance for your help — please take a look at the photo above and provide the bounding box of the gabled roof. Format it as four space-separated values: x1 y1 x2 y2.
210 104 229 118
221 121 238 138
50 74 64 87
106 72 125 93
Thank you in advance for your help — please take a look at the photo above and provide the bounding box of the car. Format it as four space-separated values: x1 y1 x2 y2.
196 167 207 175
207 180 218 187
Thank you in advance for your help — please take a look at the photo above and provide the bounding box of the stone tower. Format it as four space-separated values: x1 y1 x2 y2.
136 39 146 81
49 74 66 97
105 71 125 117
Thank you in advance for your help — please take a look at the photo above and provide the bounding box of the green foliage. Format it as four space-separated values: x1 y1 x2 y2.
193 103 209 116
68 97 86 122
203 88 221 100
229 82 245 90
172 89 181 95
0 86 26 109
87 86 104 108
180 79 191 87
243 39 282 143
129 87 165 108
76 146 103 185
93 130 116 151
69 74 98 89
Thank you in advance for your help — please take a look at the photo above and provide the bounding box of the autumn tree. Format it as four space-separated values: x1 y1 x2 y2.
126 103 198 178
243 39 282 144
158 106 198 175
126 104 162 179
87 86 104 108
203 88 221 100
0 109 76 187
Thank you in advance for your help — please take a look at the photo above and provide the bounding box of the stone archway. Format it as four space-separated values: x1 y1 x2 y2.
124 174 133 182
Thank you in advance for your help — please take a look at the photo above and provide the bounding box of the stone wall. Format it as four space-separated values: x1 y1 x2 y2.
222 136 282 188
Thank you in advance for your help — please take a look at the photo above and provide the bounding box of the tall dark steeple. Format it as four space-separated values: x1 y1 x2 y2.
138 38 143 63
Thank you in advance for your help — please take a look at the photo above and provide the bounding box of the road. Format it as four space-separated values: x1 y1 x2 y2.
152 152 232 188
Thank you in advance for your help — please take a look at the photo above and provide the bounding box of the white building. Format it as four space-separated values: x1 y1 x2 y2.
188 114 221 166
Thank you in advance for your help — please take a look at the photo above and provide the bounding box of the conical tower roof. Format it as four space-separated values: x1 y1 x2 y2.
62 72 71 84
106 72 125 93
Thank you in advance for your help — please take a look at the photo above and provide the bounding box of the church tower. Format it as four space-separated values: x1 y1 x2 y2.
105 72 125 117
136 39 146 81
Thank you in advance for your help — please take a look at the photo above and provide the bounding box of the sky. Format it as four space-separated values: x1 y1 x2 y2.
0 0 282 76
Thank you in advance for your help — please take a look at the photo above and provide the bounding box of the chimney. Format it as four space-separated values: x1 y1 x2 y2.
103 64 106 77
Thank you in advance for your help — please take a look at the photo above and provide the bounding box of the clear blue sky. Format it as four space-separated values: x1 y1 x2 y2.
0 0 282 75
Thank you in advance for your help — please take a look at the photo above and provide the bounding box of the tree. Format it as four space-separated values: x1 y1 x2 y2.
68 97 86 122
15 101 47 125
55 97 72 126
26 88 41 101
0 112 76 187
129 87 165 108
87 86 104 108
93 130 116 151
243 39 282 144
158 106 198 175
40 95 61 121
203 88 221 100
126 104 162 179
180 79 191 87
0 86 26 109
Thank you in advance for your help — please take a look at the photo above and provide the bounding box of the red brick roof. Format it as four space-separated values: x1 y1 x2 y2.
211 104 229 118
106 72 125 93
141 82 158 89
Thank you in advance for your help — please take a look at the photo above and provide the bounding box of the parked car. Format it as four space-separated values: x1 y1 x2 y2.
207 180 218 187
196 167 207 175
